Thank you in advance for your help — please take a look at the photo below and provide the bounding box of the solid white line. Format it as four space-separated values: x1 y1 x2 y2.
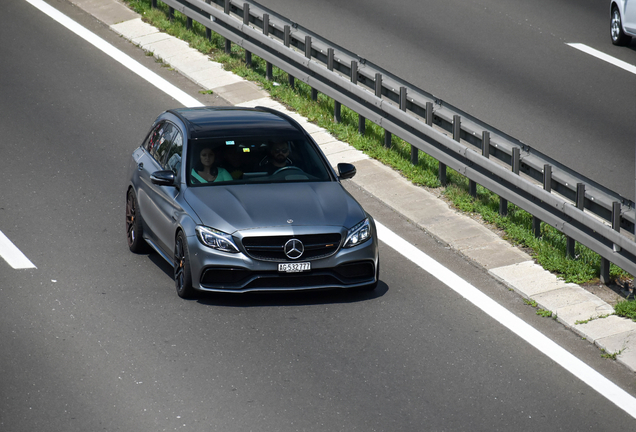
26 0 636 418
567 43 636 75
24 0 204 108
375 220 636 419
0 231 36 269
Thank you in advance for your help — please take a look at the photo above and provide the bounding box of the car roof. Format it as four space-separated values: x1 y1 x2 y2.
167 107 303 140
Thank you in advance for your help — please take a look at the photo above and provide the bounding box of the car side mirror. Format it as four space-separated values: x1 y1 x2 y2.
337 163 356 180
150 170 177 186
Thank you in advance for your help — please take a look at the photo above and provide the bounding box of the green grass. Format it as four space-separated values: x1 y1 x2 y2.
575 313 614 325
536 309 553 318
600 348 623 360
123 0 632 286
615 299 636 322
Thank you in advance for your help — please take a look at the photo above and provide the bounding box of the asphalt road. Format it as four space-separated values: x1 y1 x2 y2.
256 0 636 200
1 1 636 431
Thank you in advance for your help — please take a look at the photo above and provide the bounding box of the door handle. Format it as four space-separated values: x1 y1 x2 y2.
137 162 144 171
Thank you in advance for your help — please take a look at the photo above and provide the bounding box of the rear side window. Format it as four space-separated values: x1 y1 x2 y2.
144 122 164 156
164 130 183 174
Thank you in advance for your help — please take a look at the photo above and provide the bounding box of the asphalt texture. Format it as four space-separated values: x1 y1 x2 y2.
1 1 636 431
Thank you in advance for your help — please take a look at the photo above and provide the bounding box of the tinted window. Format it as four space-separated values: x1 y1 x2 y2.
144 122 163 155
164 130 183 174
187 135 332 186
152 123 176 166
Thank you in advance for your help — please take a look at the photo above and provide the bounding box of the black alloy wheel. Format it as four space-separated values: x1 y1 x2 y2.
174 231 195 299
611 7 632 46
126 189 147 253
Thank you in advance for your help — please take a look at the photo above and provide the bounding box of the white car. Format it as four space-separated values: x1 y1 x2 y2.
611 1 636 45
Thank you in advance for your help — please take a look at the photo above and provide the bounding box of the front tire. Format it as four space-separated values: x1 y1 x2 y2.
126 189 147 253
611 7 632 46
174 231 196 299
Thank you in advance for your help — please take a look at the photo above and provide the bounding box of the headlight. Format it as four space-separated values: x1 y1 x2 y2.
195 226 239 253
344 218 372 248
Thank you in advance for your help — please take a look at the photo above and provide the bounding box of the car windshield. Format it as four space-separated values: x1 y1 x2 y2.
187 135 332 186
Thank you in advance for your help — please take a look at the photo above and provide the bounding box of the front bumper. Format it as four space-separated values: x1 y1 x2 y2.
186 229 379 293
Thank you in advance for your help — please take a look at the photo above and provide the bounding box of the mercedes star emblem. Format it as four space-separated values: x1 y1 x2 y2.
284 239 304 260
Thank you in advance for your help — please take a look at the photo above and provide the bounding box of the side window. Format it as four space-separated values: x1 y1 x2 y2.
144 122 164 154
153 123 175 166
164 130 183 174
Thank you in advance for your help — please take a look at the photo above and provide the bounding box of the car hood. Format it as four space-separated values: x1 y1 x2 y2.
183 182 366 233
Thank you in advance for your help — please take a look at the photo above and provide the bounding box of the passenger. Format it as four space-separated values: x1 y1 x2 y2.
261 139 293 174
191 147 233 183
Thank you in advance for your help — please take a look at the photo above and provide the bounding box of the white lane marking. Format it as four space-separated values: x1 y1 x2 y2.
0 231 36 269
568 43 636 75
27 0 636 418
376 221 636 419
24 0 204 108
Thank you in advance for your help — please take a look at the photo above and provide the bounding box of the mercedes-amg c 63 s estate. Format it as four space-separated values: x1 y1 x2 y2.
126 107 379 298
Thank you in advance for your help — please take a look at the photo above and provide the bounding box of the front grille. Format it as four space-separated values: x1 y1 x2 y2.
241 233 342 261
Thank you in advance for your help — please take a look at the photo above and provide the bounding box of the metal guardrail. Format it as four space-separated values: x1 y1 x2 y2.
154 0 636 279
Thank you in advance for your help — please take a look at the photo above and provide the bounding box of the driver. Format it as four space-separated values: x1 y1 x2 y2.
261 139 293 174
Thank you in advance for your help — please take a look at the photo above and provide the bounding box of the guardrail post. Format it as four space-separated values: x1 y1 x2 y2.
499 145 522 217
441 115 459 187
426 102 433 127
224 0 232 54
601 201 622 284
305 37 317 100
263 13 269 35
263 14 272 79
327 49 340 122
305 36 312 58
512 147 520 175
567 183 585 258
266 62 273 80
205 0 211 39
169 6 174 21
399 87 417 164
482 131 490 158
374 74 391 148
284 25 290 47
352 61 365 134
243 4 251 66
284 25 294 88
612 201 622 252
477 131 489 198
224 2 231 54
187 17 192 30
533 164 552 238
151 0 156 9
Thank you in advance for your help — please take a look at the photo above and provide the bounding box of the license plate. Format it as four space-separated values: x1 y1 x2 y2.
278 262 310 273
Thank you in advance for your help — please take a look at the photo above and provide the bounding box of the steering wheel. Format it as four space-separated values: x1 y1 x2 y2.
272 166 305 176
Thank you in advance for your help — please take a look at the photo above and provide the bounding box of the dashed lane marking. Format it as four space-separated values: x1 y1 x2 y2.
568 43 636 75
0 231 36 269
